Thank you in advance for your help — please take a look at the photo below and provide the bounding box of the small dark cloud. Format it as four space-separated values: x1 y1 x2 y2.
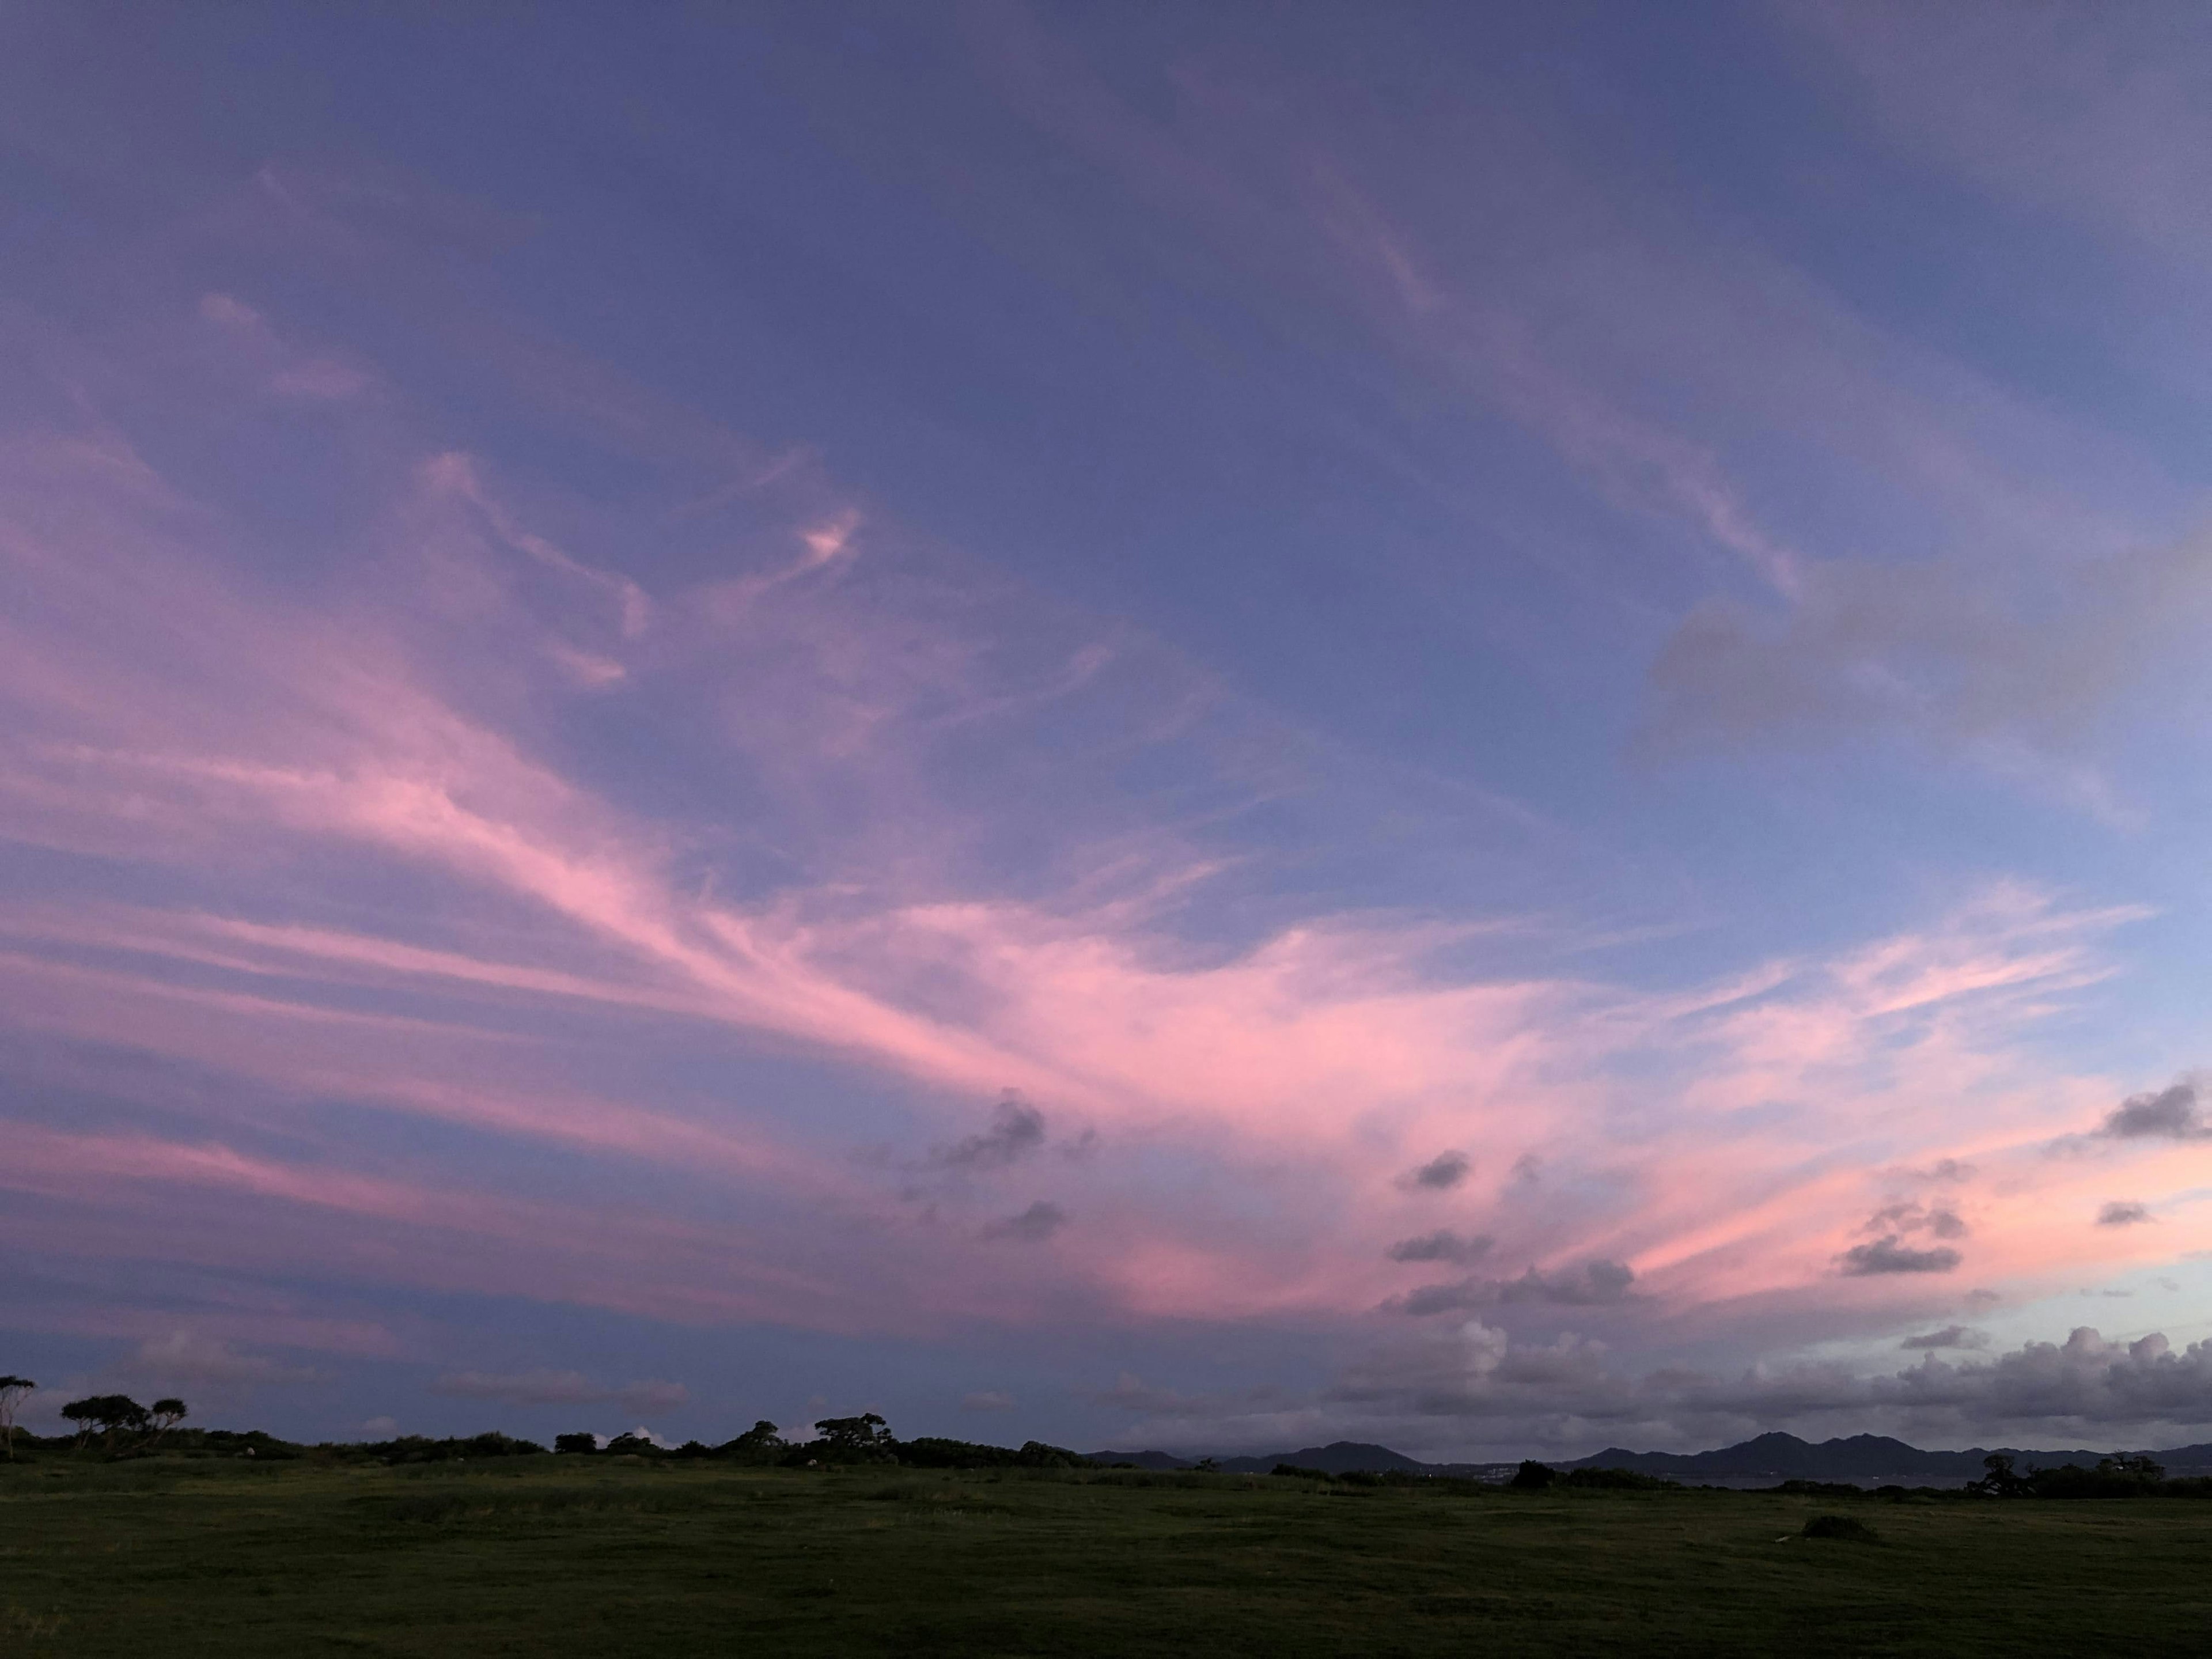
1899 1325 1990 1351
2098 1201 2154 1228
1966 1287 2001 1307
1385 1258 1635 1315
960 1391 1015 1412
1510 1153 1543 1184
1386 1229 1493 1267
983 1200 1066 1243
934 1092 1047 1170
2100 1081 2207 1140
1864 1201 1968 1241
1919 1158 1976 1183
1839 1236 1963 1276
1397 1150 1470 1191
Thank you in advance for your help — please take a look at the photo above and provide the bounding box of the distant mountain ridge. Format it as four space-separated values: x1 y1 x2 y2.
1089 1431 2212 1482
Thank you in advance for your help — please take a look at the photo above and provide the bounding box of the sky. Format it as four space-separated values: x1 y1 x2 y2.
4 0 2212 1461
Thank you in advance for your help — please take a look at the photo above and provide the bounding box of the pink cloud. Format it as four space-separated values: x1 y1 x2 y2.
0 275 2198 1387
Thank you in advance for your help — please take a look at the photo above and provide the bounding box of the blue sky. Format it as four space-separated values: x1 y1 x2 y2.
4 1 2211 1457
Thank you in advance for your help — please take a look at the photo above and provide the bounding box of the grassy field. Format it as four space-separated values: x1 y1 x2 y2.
3 1456 2208 1656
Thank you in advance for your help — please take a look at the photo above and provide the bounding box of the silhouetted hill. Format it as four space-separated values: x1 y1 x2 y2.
1087 1449 1195 1471
1214 1441 1434 1475
1560 1431 2212 1481
1090 1431 2212 1483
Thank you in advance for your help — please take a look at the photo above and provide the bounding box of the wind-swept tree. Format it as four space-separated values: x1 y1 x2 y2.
147 1399 188 1447
60 1395 149 1455
0 1376 33 1460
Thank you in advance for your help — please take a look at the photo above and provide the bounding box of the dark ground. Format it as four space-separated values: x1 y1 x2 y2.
3 1455 2206 1656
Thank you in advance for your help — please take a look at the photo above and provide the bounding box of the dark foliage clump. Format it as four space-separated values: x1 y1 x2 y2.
1509 1460 1558 1490
1968 1452 2192 1501
2020 1455 2165 1499
1272 1463 1335 1481
1802 1514 1881 1542
897 1437 1090 1469
716 1421 787 1463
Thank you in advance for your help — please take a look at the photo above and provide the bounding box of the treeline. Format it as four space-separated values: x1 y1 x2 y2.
0 1404 1098 1472
17 1395 2212 1497
1964 1453 2212 1500
554 1412 1096 1471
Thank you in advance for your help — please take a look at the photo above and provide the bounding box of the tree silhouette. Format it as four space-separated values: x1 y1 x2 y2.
147 1399 188 1447
59 1395 149 1455
0 1376 32 1461
811 1413 895 1460
1967 1453 2031 1498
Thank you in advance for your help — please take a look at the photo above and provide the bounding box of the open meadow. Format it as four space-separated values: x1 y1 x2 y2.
3 1457 2208 1657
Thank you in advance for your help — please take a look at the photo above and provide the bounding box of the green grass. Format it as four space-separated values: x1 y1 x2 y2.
4 1456 2209 1655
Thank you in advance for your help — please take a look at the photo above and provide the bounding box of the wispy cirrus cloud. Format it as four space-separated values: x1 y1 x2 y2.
0 85 2203 1454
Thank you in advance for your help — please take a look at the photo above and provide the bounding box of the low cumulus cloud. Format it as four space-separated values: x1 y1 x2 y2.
1899 1326 1990 1351
2100 1081 2207 1141
431 1369 688 1414
1397 1150 1471 1191
982 1200 1067 1243
2097 1201 2154 1227
1387 1259 1635 1315
932 1092 1048 1170
1386 1229 1494 1266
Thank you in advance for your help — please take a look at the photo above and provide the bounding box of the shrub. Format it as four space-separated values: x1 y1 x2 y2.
1802 1514 1880 1543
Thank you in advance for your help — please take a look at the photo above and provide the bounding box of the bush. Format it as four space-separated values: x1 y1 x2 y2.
1802 1514 1880 1543
1509 1460 1557 1490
